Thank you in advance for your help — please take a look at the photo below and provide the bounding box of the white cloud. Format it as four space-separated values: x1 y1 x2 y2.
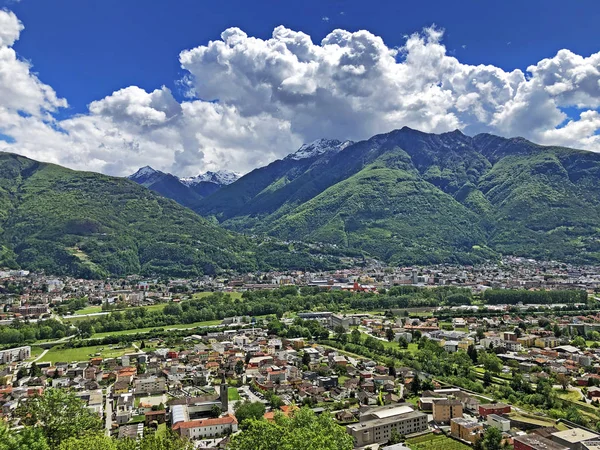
0 9 600 178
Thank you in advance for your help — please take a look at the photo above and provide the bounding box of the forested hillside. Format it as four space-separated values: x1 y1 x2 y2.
195 128 600 265
0 153 344 278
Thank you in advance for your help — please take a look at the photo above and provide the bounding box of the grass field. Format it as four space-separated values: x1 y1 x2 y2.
228 387 241 401
556 388 583 402
72 305 103 315
359 332 418 354
193 292 243 300
407 433 470 450
38 344 136 363
71 302 170 317
91 319 222 339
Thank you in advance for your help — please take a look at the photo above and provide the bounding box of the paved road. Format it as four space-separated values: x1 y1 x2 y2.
105 384 114 436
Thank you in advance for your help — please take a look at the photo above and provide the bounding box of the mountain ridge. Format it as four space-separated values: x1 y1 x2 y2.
193 127 600 266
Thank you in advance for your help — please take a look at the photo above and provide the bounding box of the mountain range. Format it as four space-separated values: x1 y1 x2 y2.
192 128 600 266
128 166 239 210
0 153 344 278
1 126 599 278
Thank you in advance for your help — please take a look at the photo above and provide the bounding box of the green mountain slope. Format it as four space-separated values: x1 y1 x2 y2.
196 128 600 265
0 153 347 277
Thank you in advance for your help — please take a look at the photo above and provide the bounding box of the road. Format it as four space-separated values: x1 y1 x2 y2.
105 384 114 436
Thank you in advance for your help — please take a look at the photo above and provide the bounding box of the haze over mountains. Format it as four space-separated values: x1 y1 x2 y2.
141 127 600 267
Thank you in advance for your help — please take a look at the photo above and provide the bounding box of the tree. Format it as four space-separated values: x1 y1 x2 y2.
557 373 570 391
571 336 586 349
30 362 42 378
398 336 408 349
481 426 503 450
411 375 421 395
480 352 503 374
229 407 353 450
385 328 395 342
0 420 49 450
235 360 245 375
301 351 311 367
467 344 478 363
234 401 266 429
483 371 492 387
210 404 222 418
350 328 361 344
15 388 103 447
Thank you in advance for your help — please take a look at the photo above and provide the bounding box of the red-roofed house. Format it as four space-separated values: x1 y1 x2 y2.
172 415 238 439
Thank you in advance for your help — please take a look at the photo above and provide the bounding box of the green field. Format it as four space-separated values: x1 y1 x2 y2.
193 292 243 300
71 302 170 318
72 305 103 315
228 387 241 401
407 433 470 450
556 388 583 402
38 344 136 363
91 319 222 339
359 332 418 354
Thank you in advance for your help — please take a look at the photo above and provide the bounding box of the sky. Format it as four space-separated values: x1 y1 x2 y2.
1 0 600 177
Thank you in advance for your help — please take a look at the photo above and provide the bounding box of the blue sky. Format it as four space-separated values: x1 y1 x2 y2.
6 0 600 115
0 0 600 176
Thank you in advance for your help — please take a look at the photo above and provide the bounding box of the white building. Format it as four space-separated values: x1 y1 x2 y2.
172 415 238 439
0 346 31 364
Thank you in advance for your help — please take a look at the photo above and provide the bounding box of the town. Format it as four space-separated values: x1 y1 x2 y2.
1 258 600 449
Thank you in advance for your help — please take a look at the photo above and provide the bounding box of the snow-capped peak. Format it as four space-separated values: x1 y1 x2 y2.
285 138 353 161
128 166 160 180
180 170 240 186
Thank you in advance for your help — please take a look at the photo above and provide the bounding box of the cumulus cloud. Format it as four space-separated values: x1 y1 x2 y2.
0 9 600 177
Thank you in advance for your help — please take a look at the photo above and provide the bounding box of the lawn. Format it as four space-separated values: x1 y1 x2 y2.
91 319 222 339
228 387 241 401
407 433 470 450
555 388 583 402
38 344 136 363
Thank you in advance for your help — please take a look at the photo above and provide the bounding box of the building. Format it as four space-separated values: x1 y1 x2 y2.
487 414 511 432
432 399 463 423
479 403 511 418
0 346 31 364
551 429 600 450
172 415 238 439
346 406 428 447
514 434 568 450
134 376 166 395
450 418 483 444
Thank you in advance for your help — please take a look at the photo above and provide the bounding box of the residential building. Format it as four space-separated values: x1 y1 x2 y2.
487 414 511 432
451 418 484 444
134 376 166 395
0 346 31 364
346 406 428 447
432 399 463 423
172 415 238 439
479 403 511 417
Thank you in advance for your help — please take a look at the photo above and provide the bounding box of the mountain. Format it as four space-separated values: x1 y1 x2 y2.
0 153 344 278
180 170 239 186
196 128 600 265
128 167 239 209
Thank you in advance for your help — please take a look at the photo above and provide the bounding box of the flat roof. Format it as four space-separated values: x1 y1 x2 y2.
552 428 599 443
347 411 426 431
371 405 415 419
514 434 568 450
